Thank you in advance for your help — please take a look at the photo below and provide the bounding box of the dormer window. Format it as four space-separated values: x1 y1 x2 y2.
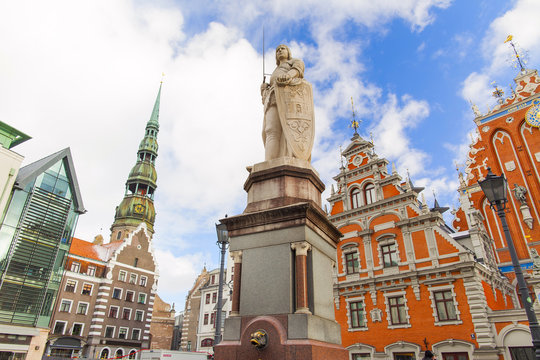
350 188 361 209
364 183 376 205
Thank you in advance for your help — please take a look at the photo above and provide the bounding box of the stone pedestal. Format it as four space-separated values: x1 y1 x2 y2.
214 158 348 360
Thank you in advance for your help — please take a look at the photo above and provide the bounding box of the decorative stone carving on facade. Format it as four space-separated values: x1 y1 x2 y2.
370 308 382 322
531 249 540 277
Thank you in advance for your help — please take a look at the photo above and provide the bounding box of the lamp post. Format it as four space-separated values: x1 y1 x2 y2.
214 222 229 346
478 168 540 359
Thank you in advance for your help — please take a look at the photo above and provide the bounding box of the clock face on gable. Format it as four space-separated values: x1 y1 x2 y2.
134 204 145 214
525 100 540 128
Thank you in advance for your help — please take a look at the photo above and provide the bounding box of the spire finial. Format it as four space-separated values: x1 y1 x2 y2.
161 72 165 84
504 35 527 72
350 97 360 136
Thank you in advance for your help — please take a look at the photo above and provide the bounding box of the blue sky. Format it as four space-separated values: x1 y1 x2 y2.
1 0 540 309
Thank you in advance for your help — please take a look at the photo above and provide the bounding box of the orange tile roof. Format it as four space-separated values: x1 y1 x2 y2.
70 238 124 262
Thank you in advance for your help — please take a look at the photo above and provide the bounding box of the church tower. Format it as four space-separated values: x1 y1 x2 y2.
110 83 161 241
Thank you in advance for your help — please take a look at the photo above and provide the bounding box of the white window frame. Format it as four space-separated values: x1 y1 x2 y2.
76 301 89 315
138 292 147 304
119 270 127 282
118 327 129 340
65 279 78 293
122 307 132 320
53 321 67 335
139 275 147 287
134 310 145 322
81 282 93 296
112 287 123 300
87 265 96 276
131 328 141 340
428 284 462 326
70 262 80 273
129 273 138 284
71 322 84 336
59 299 73 313
100 347 111 359
108 305 119 318
104 326 115 338
383 290 411 329
345 296 368 331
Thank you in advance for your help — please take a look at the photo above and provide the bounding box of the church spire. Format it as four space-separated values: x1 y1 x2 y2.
110 83 162 240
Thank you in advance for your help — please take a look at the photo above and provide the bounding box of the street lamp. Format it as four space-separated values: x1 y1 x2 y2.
214 222 229 346
478 167 540 359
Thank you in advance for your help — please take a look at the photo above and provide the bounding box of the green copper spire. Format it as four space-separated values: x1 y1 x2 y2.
111 83 162 239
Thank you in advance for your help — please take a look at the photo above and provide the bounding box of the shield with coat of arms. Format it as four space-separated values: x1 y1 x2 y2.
274 80 315 161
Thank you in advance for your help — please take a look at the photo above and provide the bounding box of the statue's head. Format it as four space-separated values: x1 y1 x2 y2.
275 44 291 65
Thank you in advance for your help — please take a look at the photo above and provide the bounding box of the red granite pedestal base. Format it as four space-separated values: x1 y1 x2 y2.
214 315 349 360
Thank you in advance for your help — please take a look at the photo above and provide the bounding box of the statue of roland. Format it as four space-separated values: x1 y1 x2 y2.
260 44 315 162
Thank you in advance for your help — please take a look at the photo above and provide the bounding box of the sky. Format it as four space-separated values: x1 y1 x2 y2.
1 0 540 311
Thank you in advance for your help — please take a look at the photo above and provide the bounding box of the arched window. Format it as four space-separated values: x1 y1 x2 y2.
200 338 214 347
128 350 137 359
350 188 361 209
115 348 124 359
100 349 109 359
364 183 376 205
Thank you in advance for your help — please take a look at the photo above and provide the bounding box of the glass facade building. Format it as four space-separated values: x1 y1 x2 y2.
0 149 85 328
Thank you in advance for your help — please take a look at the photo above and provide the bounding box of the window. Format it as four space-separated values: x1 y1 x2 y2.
351 188 361 209
126 291 134 302
129 273 137 284
115 349 124 359
442 353 470 360
116 231 122 240
138 293 147 304
72 323 83 336
205 294 211 304
119 270 127 282
388 296 407 325
129 350 137 359
123 308 132 320
59 299 72 312
139 276 147 287
100 349 109 359
381 243 398 267
508 348 534 360
109 306 119 318
203 314 209 325
349 301 365 328
71 262 80 273
87 266 96 276
118 327 128 339
53 321 66 334
135 310 144 321
434 290 457 321
200 338 214 347
112 288 122 299
211 275 215 284
133 258 138 267
131 329 141 340
352 354 371 360
104 326 115 338
77 302 88 315
210 312 215 325
65 280 76 292
82 283 93 295
364 183 376 205
394 353 414 360
345 252 359 274
212 292 217 303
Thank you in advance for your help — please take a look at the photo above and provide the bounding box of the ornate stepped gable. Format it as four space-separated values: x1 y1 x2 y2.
328 132 514 359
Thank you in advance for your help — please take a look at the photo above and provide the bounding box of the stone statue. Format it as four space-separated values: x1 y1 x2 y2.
531 249 540 277
260 44 315 162
512 183 527 204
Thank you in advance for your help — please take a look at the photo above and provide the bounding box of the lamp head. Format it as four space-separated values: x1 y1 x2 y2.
215 222 229 244
478 167 508 209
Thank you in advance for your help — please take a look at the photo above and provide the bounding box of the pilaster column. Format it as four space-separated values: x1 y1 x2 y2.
291 241 312 314
230 251 243 316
